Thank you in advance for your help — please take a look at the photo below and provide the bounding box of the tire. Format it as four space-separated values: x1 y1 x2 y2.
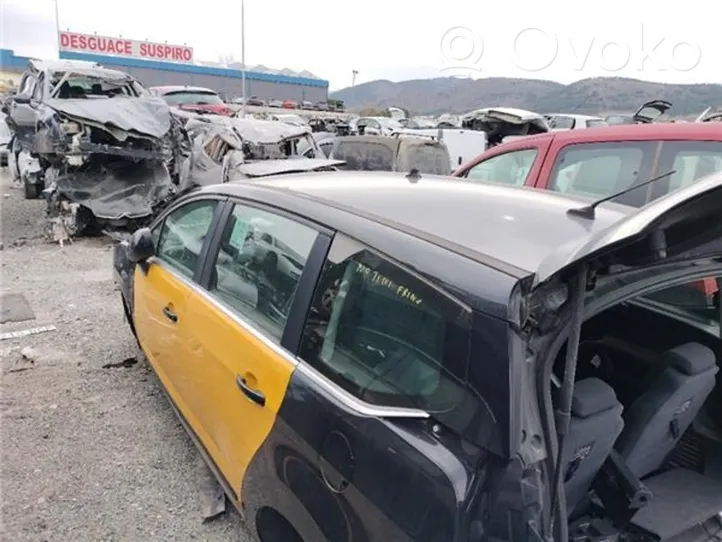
256 508 303 542
24 178 42 199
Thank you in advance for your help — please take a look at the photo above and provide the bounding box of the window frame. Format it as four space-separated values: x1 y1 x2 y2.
546 141 657 207
464 147 540 186
152 196 224 283
296 232 473 413
197 197 334 351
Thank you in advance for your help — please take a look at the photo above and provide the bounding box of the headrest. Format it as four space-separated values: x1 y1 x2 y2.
571 378 620 419
664 342 718 376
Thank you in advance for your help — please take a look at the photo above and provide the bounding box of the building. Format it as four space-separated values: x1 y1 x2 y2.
0 32 329 103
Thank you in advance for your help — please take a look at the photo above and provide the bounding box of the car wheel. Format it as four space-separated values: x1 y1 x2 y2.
256 508 303 542
23 178 42 199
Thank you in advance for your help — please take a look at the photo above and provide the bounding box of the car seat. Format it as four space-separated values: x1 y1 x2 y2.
562 377 625 516
615 342 719 479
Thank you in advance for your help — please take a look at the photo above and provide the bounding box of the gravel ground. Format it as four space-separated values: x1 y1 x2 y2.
0 170 252 541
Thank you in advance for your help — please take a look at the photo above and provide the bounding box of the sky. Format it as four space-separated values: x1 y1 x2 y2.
1 0 720 91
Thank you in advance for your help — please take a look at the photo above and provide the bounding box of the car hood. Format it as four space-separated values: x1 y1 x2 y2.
45 97 172 139
534 169 722 288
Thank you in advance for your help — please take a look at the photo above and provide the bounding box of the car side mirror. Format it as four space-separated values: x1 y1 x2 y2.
128 228 155 270
13 95 31 105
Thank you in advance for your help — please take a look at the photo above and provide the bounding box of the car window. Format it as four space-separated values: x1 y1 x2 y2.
549 116 575 129
465 148 538 186
319 141 333 158
638 280 720 327
156 200 218 279
549 143 648 203
655 141 722 197
208 203 318 341
334 141 395 171
18 73 36 96
32 74 44 101
585 119 607 128
299 235 471 412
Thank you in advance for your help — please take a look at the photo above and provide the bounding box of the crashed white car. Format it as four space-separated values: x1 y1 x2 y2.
461 107 550 146
2 58 185 238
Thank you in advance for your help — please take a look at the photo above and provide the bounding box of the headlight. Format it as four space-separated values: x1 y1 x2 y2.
60 121 82 135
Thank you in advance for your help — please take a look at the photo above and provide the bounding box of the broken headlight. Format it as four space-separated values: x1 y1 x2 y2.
60 121 82 135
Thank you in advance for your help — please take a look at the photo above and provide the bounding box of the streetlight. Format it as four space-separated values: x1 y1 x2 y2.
352 70 358 87
241 0 247 117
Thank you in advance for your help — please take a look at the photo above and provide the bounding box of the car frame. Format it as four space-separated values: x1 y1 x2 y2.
115 170 722 542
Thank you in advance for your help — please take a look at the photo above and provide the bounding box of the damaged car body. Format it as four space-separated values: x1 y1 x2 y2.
2 58 187 239
178 115 344 191
114 169 722 542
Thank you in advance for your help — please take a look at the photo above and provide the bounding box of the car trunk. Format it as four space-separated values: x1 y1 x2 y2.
522 171 722 540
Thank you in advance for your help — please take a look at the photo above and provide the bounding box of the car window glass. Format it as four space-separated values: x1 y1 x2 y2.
549 116 574 129
638 279 720 327
465 148 538 186
658 142 722 194
156 200 218 279
334 141 395 171
549 143 645 199
18 74 35 96
586 119 607 128
32 74 44 100
299 235 471 412
209 204 318 341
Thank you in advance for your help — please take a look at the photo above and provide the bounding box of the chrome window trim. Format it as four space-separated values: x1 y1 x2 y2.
150 258 430 420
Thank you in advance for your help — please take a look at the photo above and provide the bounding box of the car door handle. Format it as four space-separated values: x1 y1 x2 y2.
162 305 178 322
236 375 266 407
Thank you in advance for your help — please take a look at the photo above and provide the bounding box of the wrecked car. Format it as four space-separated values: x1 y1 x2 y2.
461 107 550 147
2 58 187 240
116 169 722 542
150 85 234 117
329 134 452 175
178 115 344 191
605 99 673 125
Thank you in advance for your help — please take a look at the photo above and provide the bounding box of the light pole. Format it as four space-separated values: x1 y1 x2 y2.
352 70 358 87
240 0 247 117
54 0 61 54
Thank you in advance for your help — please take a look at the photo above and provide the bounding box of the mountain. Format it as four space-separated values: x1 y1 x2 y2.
330 77 722 117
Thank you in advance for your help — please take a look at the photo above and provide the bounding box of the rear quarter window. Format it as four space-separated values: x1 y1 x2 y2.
299 234 471 413
652 141 722 200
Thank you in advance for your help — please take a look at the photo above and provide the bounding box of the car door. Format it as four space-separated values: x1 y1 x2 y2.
242 233 493 542
132 197 223 449
176 199 329 501
6 72 38 141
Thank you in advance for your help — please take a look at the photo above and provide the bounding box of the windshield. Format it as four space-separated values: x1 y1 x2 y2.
162 91 224 106
378 117 402 129
398 143 451 175
51 73 143 98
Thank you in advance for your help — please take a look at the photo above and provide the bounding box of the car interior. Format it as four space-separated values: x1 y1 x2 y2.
552 286 722 541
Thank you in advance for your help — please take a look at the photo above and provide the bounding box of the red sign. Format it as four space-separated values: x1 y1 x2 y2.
59 31 194 64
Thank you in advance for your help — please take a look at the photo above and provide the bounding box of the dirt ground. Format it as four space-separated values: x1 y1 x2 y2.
0 170 252 541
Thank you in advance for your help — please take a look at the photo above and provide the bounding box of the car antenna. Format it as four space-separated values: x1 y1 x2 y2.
566 169 675 220
406 168 421 183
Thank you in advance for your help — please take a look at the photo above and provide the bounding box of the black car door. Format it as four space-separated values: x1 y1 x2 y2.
242 233 493 542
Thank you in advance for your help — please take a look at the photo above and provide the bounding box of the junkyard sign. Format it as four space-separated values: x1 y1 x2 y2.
59 32 194 64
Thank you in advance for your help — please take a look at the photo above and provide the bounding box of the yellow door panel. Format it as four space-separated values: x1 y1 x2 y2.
179 288 296 501
133 263 229 480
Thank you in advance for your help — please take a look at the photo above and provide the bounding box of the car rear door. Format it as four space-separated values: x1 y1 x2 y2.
176 198 331 502
241 232 494 542
6 72 38 140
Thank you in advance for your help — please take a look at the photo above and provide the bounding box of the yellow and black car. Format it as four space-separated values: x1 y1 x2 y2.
114 170 722 542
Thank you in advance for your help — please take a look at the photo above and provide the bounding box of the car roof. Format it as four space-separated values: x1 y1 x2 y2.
151 85 217 95
508 122 722 146
202 171 632 276
546 113 603 120
29 58 132 81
